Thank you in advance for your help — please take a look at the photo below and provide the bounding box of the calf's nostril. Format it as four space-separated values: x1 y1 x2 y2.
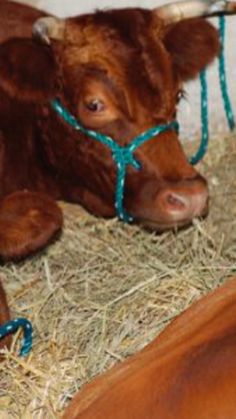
166 192 187 211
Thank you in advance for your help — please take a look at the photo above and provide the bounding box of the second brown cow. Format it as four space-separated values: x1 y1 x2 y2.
63 277 236 419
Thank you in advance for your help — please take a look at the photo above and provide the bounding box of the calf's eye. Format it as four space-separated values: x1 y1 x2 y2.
85 99 105 113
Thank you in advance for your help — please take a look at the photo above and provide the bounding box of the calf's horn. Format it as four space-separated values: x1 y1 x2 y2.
32 17 65 44
155 0 236 23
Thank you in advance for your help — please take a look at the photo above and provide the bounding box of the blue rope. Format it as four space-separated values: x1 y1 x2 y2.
218 15 235 131
190 70 209 165
190 15 235 166
0 318 33 356
51 99 178 222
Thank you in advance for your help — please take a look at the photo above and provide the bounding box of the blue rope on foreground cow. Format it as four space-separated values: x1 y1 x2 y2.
0 318 33 357
51 99 178 222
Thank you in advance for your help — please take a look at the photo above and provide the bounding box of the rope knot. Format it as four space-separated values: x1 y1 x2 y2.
112 146 140 170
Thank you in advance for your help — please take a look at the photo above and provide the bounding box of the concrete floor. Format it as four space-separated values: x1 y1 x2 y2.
13 0 236 139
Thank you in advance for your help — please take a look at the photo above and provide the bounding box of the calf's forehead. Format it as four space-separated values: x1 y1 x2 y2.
61 14 176 114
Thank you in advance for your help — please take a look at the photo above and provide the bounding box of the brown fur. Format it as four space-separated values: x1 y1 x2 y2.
0 281 11 352
63 278 236 419
164 18 220 81
0 38 57 102
0 1 220 260
0 191 63 260
0 0 45 43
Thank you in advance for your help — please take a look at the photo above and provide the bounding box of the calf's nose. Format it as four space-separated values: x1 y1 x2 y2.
158 177 208 222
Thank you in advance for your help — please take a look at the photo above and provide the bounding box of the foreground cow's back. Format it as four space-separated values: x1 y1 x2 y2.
63 278 236 418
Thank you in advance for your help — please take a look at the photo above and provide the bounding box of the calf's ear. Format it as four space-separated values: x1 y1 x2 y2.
0 38 57 102
163 18 220 81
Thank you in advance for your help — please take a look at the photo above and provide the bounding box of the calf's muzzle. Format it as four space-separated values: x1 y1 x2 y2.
130 174 208 231
158 175 208 222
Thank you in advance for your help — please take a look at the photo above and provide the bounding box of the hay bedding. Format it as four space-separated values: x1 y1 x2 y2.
0 133 236 418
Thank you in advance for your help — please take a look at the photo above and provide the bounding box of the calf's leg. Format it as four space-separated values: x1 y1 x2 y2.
0 190 63 260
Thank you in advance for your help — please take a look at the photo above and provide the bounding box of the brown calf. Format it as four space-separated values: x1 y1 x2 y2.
0 0 222 260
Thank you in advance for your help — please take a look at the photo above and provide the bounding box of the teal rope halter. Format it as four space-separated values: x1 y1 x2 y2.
51 99 178 222
218 15 235 130
0 317 33 356
190 69 209 165
191 15 235 165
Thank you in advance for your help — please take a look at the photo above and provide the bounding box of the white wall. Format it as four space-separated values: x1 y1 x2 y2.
13 0 170 17
12 0 236 139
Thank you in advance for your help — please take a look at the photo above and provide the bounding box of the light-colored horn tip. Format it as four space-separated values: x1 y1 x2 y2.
32 17 65 44
32 18 50 44
154 0 236 23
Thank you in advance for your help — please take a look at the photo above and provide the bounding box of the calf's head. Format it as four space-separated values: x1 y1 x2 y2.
0 6 220 230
